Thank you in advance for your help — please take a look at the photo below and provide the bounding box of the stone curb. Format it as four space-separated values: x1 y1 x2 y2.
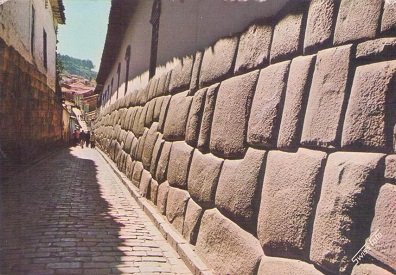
96 148 213 275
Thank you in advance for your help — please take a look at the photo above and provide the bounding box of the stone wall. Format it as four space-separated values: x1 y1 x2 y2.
94 1 396 274
0 37 63 163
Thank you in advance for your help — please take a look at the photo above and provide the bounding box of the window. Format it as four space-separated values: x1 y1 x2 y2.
43 29 47 69
124 46 131 95
31 6 35 54
116 62 121 100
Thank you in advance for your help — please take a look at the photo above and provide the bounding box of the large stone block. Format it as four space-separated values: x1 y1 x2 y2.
157 181 170 215
142 122 159 170
150 179 159 205
189 51 203 93
155 141 172 183
185 88 207 147
144 99 156 127
197 83 219 152
310 152 385 274
367 183 396 270
139 170 151 198
123 131 135 155
187 150 223 208
196 209 263 275
257 256 323 275
135 128 148 162
153 96 164 122
334 0 382 45
247 62 290 148
277 55 316 150
132 161 144 188
158 95 170 133
270 12 304 63
169 55 194 94
342 61 396 152
167 141 193 189
210 70 259 158
182 199 202 245
163 91 192 141
166 187 190 234
356 38 396 62
155 71 171 97
215 148 266 234
235 24 273 74
199 37 238 88
385 155 396 180
301 45 352 149
257 148 327 260
304 0 337 54
150 133 164 177
382 0 396 33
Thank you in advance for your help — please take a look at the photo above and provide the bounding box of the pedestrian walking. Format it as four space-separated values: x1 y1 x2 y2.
80 130 85 148
90 131 96 148
85 131 91 148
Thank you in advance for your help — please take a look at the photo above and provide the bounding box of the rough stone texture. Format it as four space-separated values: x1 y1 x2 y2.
382 0 396 33
247 61 290 148
215 148 266 234
142 122 159 170
158 95 171 133
333 0 382 45
157 181 170 215
235 24 273 74
199 37 238 88
139 170 151 198
132 161 144 188
132 107 143 136
257 256 324 275
189 51 203 93
153 96 164 122
356 38 396 61
144 99 156 127
155 141 172 183
310 152 385 274
163 91 192 141
210 70 259 158
277 55 316 149
341 61 396 152
150 133 164 177
351 263 394 275
270 12 304 63
197 83 219 152
304 0 337 54
301 45 352 149
187 150 223 208
167 141 194 189
169 55 194 94
182 199 202 245
367 183 396 270
185 88 207 147
123 131 135 155
135 129 148 162
156 71 171 97
257 148 327 260
136 104 148 136
166 187 190 234
150 179 159 205
385 155 396 180
196 209 263 275
125 157 135 180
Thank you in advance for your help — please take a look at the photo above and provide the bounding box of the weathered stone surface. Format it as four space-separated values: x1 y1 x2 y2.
123 131 135 155
166 187 190 234
142 122 159 169
153 96 164 122
156 71 171 97
270 12 304 63
136 104 148 136
341 61 396 152
135 128 148 162
132 107 143 135
334 0 382 45
167 141 194 189
144 99 156 127
155 141 172 183
150 179 159 205
132 161 144 188
197 83 219 152
351 263 394 275
385 155 396 180
150 133 164 177
304 0 337 54
382 0 396 33
187 150 223 208
199 37 238 88
157 181 170 215
257 256 324 275
210 70 259 158
169 55 194 94
215 148 266 234
367 183 396 270
139 170 151 198
182 199 202 245
189 51 203 93
158 95 171 133
163 91 192 141
196 209 263 275
130 136 139 160
257 148 327 260
125 156 134 180
185 88 207 147
356 38 396 61
124 108 135 130
310 152 385 274
301 45 352 149
247 61 290 148
235 24 272 74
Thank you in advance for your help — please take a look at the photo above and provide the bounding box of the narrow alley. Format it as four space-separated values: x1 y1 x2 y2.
0 147 191 275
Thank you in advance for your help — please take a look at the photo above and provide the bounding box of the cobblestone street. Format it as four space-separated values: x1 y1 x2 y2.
0 147 192 275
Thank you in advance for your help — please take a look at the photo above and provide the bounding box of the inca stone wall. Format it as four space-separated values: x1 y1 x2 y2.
0 38 63 163
94 1 396 274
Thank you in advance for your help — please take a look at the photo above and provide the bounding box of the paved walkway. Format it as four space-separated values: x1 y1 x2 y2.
0 147 192 275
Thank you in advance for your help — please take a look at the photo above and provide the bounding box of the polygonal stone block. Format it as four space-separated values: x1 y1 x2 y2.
257 148 327 260
167 141 193 189
155 141 172 183
158 95 170 133
123 131 135 155
142 122 159 170
166 187 190 234
150 133 164 177
210 70 259 158
157 181 170 215
150 179 159 205
258 256 324 275
169 55 194 94
310 152 385 274
341 61 396 152
382 0 396 34
144 99 156 127
182 199 202 245
334 0 382 45
301 44 352 149
356 38 396 62
351 263 394 275
132 161 144 188
135 129 148 162
185 88 207 147
196 209 263 275
189 51 203 93
385 155 396 180
215 148 266 234
187 150 223 208
139 170 151 198
247 61 290 148
153 96 164 122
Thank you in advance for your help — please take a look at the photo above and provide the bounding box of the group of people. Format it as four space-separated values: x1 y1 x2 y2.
72 129 96 148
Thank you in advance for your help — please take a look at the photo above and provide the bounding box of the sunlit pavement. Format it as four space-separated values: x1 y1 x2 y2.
0 146 191 275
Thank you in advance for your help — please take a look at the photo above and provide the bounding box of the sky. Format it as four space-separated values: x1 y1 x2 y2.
57 0 111 72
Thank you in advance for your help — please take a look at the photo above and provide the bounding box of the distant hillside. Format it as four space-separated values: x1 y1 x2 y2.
57 54 98 80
